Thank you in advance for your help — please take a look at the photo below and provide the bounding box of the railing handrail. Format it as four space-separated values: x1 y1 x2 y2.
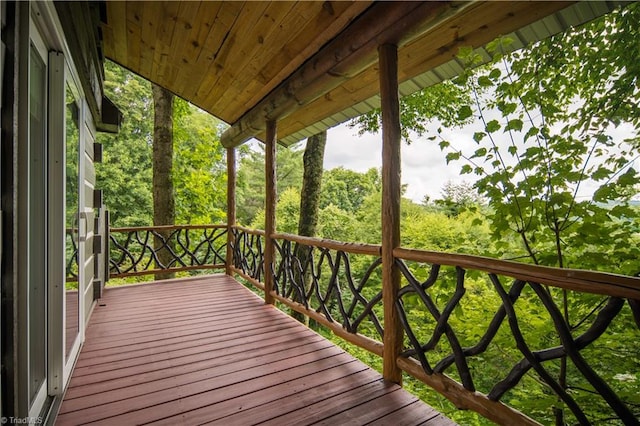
272 231 381 256
245 226 640 299
232 225 265 236
394 247 640 300
75 223 640 298
110 223 227 233
64 224 229 281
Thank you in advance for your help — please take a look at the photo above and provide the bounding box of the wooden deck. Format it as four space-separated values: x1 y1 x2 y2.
56 275 454 425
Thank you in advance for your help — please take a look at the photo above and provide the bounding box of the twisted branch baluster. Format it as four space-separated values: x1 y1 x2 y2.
530 283 638 424
491 275 590 424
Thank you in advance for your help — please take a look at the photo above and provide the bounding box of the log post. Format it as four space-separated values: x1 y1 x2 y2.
264 120 277 305
226 147 236 276
379 43 403 384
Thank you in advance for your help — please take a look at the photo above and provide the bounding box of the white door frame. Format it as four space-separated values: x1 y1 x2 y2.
17 2 88 418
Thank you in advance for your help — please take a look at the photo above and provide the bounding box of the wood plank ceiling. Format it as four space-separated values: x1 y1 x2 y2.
101 1 371 126
100 1 615 147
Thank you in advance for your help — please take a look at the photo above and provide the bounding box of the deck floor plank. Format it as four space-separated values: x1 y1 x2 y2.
56 275 455 426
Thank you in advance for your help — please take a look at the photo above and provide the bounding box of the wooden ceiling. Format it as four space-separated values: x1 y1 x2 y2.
100 1 614 147
101 1 370 123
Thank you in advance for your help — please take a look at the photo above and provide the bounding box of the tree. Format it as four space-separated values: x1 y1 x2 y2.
250 187 300 234
292 131 327 323
438 7 640 274
152 84 175 280
173 101 227 224
97 62 154 227
236 142 304 225
432 181 484 217
350 81 472 143
320 167 381 213
298 132 327 237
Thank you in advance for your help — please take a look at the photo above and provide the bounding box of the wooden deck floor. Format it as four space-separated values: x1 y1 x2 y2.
56 275 454 426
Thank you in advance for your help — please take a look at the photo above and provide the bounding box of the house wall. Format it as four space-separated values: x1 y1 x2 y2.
0 2 108 422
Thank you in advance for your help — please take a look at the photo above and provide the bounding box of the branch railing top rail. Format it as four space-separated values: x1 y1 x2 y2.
395 247 640 301
231 227 640 425
232 225 266 236
110 224 228 232
272 232 381 255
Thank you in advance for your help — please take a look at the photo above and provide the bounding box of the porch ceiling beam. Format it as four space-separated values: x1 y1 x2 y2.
220 1 470 148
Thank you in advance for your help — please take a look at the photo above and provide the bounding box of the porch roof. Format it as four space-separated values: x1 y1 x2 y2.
100 1 626 147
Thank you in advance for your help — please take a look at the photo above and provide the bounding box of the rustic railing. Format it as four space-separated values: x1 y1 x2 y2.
230 226 640 425
231 226 266 289
66 224 228 281
109 224 227 278
272 233 385 354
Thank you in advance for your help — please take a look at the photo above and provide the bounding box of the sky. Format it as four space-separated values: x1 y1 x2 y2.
247 114 638 205
323 118 638 204
323 123 469 203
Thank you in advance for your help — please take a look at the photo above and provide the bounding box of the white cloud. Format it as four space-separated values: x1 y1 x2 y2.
271 115 638 204
324 123 475 202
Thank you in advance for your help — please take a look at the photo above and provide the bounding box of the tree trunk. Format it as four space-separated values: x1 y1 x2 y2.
152 84 175 280
293 131 327 324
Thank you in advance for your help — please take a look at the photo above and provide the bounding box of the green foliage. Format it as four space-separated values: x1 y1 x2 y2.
402 209 491 254
97 62 153 226
430 4 640 275
350 81 473 142
317 204 357 241
236 143 304 225
320 167 381 213
173 100 227 224
430 181 485 217
97 61 227 226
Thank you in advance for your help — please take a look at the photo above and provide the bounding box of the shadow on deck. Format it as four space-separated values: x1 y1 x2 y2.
55 275 455 425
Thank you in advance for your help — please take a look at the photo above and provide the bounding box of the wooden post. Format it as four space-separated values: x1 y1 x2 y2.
264 120 277 305
226 147 236 276
379 43 403 384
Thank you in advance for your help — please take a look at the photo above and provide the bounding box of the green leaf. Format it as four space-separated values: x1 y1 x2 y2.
473 132 486 143
473 147 487 158
486 120 501 133
457 105 473 121
477 76 493 87
446 152 461 164
498 102 517 115
505 119 523 132
617 167 639 186
524 126 540 141
593 184 614 202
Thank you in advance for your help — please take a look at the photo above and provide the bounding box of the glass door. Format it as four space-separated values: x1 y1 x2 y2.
64 81 80 363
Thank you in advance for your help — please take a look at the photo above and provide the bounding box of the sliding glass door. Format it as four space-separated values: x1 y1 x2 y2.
65 81 81 363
